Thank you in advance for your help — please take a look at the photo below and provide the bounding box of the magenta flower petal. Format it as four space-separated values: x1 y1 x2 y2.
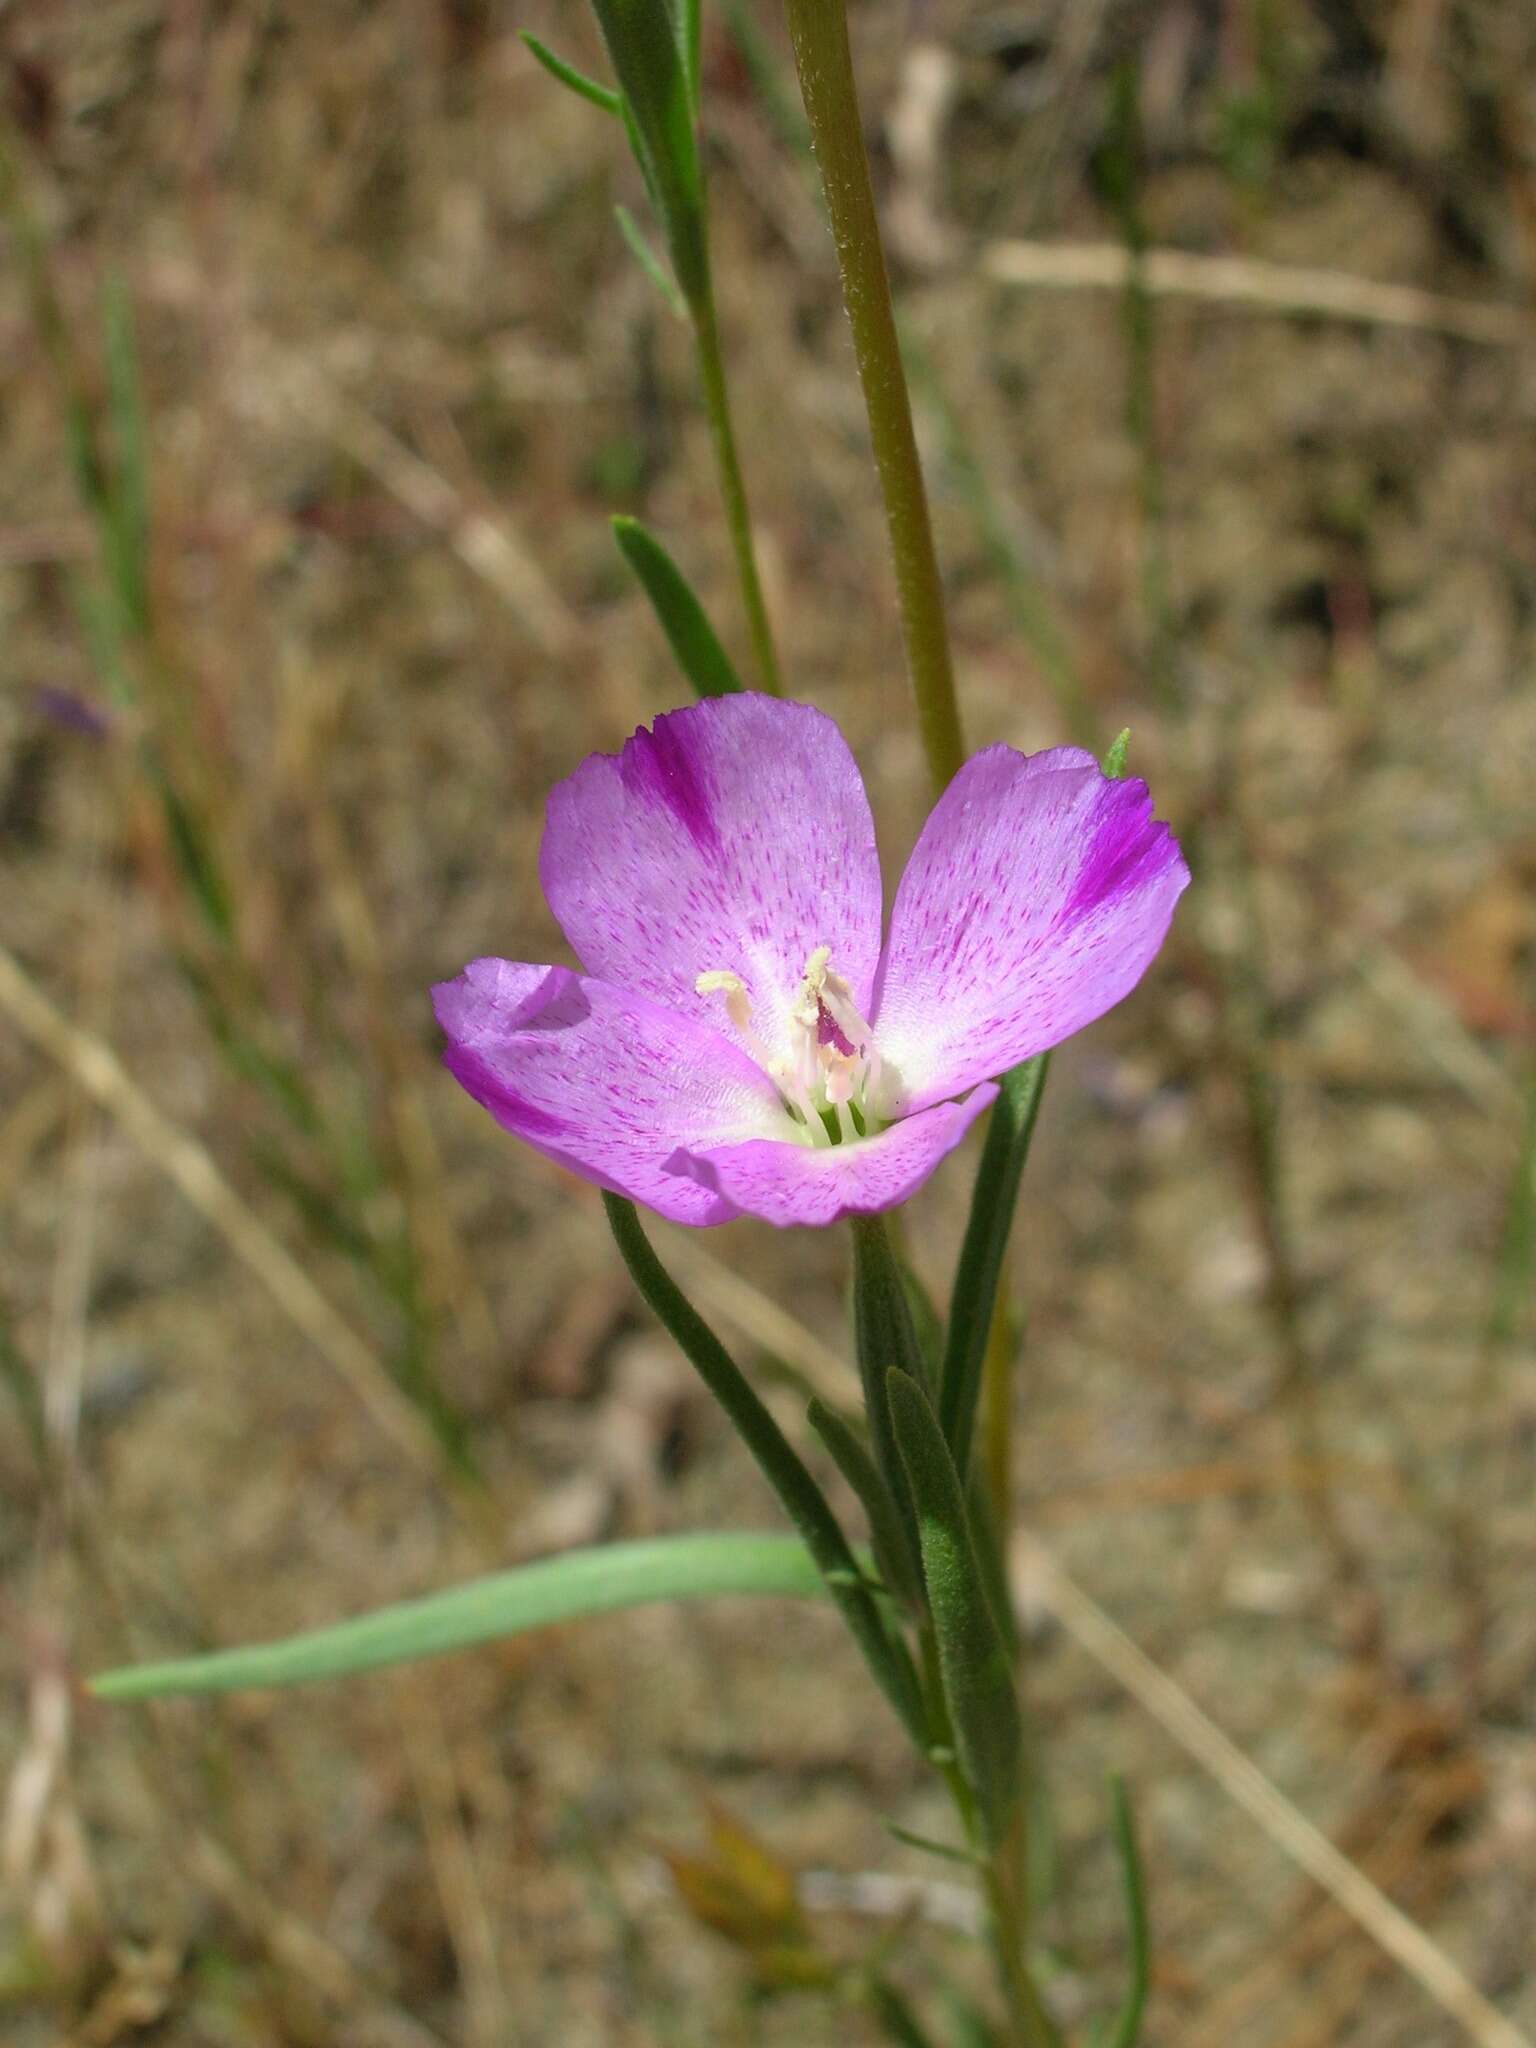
670 1085 999 1230
540 696 883 1064
873 747 1189 1113
433 958 785 1227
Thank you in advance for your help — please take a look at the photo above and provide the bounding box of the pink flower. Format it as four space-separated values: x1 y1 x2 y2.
434 695 1187 1228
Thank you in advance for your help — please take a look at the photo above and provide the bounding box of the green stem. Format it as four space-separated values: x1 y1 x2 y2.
782 0 964 793
980 1836 1063 2048
691 279 783 694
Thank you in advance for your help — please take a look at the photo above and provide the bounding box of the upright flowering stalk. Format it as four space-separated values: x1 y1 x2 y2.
437 692 1185 2043
434 695 1187 1230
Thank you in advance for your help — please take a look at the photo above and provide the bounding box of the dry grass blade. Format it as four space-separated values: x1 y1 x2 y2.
395 1675 510 2048
979 241 1533 346
1011 1532 1531 2048
666 1237 849 1404
243 353 580 656
0 942 444 1477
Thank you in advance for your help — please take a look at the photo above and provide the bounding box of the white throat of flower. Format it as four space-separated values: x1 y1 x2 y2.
697 948 883 1147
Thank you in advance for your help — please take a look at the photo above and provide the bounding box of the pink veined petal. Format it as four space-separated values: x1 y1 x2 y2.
669 1086 999 1230
539 695 883 1067
433 958 785 1227
873 746 1189 1113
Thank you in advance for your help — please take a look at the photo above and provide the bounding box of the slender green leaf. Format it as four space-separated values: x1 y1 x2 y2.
807 1396 920 1607
679 0 702 117
520 32 623 115
590 0 707 306
850 1212 929 1573
91 1533 826 1701
939 1055 1049 1476
603 1195 927 1741
883 1820 978 1867
887 1371 1022 1847
613 515 742 696
613 205 688 318
899 1253 944 1384
1103 1777 1150 2048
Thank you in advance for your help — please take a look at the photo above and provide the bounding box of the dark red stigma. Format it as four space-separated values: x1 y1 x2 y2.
816 1000 857 1058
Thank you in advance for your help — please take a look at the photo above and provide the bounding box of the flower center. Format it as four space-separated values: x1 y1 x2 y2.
696 948 883 1147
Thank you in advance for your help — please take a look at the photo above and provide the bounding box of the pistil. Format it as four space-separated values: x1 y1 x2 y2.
697 950 881 1147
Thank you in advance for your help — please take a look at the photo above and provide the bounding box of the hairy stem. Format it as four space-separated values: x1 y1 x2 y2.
782 0 964 792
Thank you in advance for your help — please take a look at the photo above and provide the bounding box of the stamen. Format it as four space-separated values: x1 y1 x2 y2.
695 969 752 1037
698 950 884 1149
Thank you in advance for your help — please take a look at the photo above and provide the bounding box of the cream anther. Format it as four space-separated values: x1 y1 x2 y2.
698 950 882 1147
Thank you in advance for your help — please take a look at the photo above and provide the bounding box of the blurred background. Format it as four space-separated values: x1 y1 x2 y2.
2 1 1534 2042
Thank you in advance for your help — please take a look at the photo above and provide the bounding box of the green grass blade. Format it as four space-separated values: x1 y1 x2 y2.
604 1194 927 1742
938 1054 1049 1477
101 271 150 639
887 1371 1022 1848
612 515 743 696
91 1532 826 1701
520 32 622 115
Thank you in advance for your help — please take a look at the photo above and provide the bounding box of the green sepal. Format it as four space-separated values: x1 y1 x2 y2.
90 1532 826 1700
520 31 623 115
612 515 744 697
886 1370 1022 1848
1102 727 1132 779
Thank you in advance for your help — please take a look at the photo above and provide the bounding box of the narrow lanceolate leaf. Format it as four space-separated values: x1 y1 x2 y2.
1103 1777 1150 2048
613 206 688 319
807 1397 920 1607
850 1208 931 1489
887 1371 1022 1847
604 1195 927 1742
90 1532 824 1701
939 1054 1049 1477
613 516 743 697
519 32 623 116
589 0 708 307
